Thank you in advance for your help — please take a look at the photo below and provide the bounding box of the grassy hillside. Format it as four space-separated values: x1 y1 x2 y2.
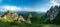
0 10 60 27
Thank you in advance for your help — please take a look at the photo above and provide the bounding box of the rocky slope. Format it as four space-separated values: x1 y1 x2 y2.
47 5 60 21
45 5 60 25
0 10 26 22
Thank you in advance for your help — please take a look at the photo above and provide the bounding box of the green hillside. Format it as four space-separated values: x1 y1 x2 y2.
0 9 60 27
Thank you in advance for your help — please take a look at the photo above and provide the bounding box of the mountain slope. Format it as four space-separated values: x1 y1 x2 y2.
45 6 60 25
50 11 60 25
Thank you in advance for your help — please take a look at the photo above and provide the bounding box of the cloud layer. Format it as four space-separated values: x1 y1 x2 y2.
1 5 47 12
2 6 21 11
50 0 60 6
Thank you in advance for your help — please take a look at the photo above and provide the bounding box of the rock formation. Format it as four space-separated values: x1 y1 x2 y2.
0 10 25 21
0 10 32 24
26 13 32 24
47 5 60 21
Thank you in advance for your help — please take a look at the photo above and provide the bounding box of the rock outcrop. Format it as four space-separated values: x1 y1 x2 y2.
0 10 26 21
47 5 60 21
0 10 32 24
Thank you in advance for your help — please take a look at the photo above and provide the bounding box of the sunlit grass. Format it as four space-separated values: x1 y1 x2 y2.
0 18 13 22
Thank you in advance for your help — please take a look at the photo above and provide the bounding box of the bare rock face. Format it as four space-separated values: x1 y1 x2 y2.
18 15 25 22
26 18 31 24
47 5 60 21
25 13 32 24
0 10 27 23
0 10 33 24
0 11 24 20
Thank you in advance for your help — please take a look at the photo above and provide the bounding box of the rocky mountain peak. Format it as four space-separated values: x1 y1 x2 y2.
47 5 60 21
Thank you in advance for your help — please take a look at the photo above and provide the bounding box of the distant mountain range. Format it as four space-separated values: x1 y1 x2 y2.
15 11 45 19
0 10 46 19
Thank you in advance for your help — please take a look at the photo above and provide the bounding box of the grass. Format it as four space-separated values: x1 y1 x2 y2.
0 14 60 27
0 18 60 27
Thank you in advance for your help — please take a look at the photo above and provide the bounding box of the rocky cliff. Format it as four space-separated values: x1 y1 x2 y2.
0 10 26 22
0 10 32 24
47 5 60 21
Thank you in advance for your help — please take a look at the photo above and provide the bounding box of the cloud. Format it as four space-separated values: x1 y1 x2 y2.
50 0 60 6
22 7 47 12
2 6 21 11
1 6 32 11
1 5 48 12
22 7 32 11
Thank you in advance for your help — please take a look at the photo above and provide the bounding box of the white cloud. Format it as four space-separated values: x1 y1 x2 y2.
22 7 47 12
2 6 21 11
22 7 32 11
1 5 48 12
50 0 60 6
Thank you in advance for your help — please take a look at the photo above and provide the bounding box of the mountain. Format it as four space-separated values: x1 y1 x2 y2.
49 6 60 25
0 10 26 22
16 11 45 19
50 11 60 25
47 5 59 21
0 12 4 16
44 5 60 24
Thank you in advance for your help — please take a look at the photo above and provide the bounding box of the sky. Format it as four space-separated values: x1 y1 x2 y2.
0 0 60 12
